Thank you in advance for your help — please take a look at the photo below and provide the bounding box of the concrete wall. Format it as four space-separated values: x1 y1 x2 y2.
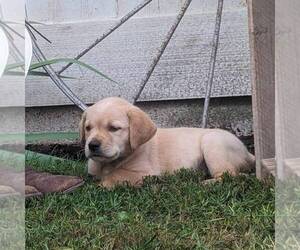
25 0 250 105
26 97 253 136
26 0 247 23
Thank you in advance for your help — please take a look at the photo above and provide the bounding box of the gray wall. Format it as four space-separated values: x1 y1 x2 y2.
25 0 250 106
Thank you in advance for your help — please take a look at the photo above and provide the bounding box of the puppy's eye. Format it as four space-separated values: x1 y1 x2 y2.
109 125 121 132
85 125 91 131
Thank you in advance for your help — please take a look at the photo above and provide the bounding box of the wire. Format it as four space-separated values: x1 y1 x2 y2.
201 0 224 128
57 0 154 75
26 23 88 111
133 0 193 104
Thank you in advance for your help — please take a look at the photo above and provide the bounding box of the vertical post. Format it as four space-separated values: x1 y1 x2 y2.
247 0 275 178
276 0 300 179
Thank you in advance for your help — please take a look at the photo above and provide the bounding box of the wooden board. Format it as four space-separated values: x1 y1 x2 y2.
284 158 300 178
275 0 300 179
247 0 275 178
261 158 276 177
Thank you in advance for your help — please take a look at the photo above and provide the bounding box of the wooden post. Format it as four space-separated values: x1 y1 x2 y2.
275 0 300 179
247 0 275 178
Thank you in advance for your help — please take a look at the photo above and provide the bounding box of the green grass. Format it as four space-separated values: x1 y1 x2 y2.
25 155 275 250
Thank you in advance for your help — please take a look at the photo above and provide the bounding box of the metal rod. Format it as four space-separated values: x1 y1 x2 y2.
201 0 223 128
57 0 153 75
7 35 24 61
1 22 25 70
0 21 24 39
26 21 51 43
133 0 193 104
27 25 88 111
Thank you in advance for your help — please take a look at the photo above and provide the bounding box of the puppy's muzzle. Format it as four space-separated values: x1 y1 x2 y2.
88 139 101 154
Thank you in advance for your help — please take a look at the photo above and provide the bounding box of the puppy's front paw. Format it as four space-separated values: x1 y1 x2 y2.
88 160 102 176
202 178 221 185
98 179 114 189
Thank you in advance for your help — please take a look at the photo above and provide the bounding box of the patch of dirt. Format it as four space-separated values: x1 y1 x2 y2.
25 141 85 160
24 135 254 160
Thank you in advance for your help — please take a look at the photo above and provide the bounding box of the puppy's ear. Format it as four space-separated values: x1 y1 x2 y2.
79 112 86 145
127 107 157 150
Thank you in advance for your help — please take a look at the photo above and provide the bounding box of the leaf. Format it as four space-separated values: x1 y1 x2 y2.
5 70 75 79
28 71 76 79
5 62 25 71
30 58 118 84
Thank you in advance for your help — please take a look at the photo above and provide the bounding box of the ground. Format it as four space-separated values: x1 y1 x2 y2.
25 155 275 250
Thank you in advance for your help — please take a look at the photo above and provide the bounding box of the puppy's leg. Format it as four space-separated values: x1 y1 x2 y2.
100 168 146 189
87 159 102 180
201 130 254 179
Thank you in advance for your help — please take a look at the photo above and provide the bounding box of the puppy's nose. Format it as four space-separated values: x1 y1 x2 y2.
88 139 101 152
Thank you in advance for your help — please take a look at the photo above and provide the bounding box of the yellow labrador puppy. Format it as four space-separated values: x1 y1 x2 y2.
80 97 255 188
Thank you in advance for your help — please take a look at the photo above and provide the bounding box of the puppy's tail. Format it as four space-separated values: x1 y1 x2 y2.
245 153 256 172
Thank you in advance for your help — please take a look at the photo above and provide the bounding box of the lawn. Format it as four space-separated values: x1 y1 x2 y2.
25 154 275 250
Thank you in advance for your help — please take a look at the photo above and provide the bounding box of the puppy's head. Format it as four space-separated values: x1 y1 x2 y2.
79 97 157 163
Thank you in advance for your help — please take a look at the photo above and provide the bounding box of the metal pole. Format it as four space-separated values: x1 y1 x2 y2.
133 0 193 104
27 25 88 111
201 0 223 128
57 0 153 75
0 21 25 68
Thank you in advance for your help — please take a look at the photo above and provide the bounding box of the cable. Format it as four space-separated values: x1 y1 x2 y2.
57 0 154 75
201 0 224 128
133 0 193 104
